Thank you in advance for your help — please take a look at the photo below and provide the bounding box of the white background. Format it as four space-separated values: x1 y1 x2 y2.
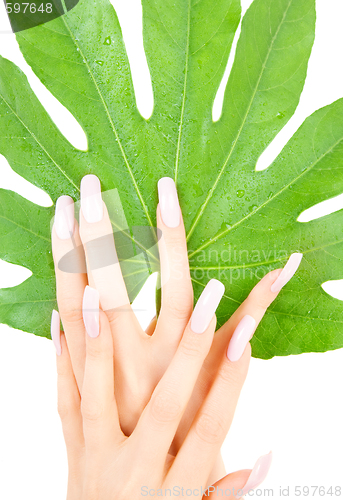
0 0 343 498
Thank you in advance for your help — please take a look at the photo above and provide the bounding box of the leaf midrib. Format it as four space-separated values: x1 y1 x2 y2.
0 92 79 192
60 12 154 228
10 13 160 265
190 231 343 270
189 127 343 258
174 0 191 184
191 279 343 323
0 86 153 260
186 0 293 242
0 298 56 305
0 203 51 243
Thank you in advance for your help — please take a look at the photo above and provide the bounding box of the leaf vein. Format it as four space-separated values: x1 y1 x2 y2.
186 0 294 241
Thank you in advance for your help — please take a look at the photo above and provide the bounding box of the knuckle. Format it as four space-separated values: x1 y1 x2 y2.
86 343 104 361
179 334 204 359
164 232 186 249
217 362 247 388
58 299 83 326
247 287 270 311
165 291 192 321
80 218 107 242
81 399 104 423
106 308 123 328
194 412 225 445
150 390 182 424
58 401 72 421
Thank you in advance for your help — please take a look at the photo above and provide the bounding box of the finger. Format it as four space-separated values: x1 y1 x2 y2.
170 260 303 461
167 312 269 486
131 279 225 466
52 196 87 390
206 453 273 499
81 286 124 452
167 341 250 489
79 175 142 340
52 310 84 457
171 267 288 454
153 178 193 351
205 469 251 499
209 253 303 363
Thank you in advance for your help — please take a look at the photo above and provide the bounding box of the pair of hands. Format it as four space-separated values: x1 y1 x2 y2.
51 175 302 499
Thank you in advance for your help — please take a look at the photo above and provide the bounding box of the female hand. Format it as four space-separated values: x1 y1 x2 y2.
51 176 302 497
54 279 274 499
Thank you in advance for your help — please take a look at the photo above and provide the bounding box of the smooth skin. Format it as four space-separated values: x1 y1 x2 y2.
52 176 302 499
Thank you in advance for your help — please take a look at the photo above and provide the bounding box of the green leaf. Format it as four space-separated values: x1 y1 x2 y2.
0 0 342 358
0 190 56 335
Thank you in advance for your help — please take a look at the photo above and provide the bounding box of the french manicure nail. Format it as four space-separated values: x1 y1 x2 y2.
238 452 273 497
51 309 61 356
158 177 181 228
227 315 256 362
54 196 75 240
271 252 303 293
82 286 100 338
81 175 103 223
190 279 225 334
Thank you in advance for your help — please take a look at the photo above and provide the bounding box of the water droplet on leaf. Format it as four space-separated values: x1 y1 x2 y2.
236 190 245 198
194 184 204 197
219 221 231 232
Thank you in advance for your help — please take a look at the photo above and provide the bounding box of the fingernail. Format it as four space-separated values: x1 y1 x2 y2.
81 175 103 223
51 309 61 356
54 196 75 240
227 315 256 362
190 279 225 334
238 452 273 497
271 253 303 293
82 286 100 338
158 177 181 228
